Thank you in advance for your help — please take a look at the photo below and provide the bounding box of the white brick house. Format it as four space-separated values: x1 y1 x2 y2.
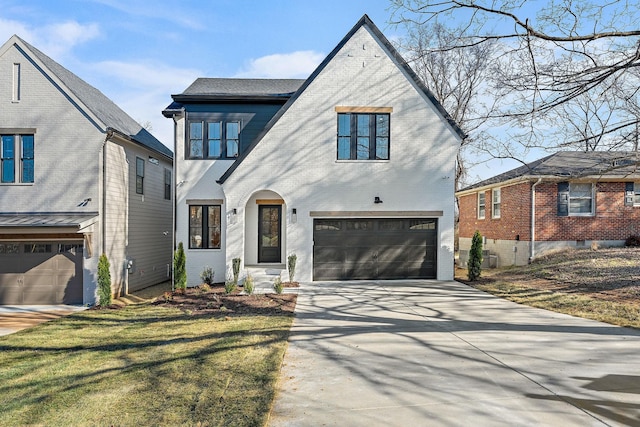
0 35 173 305
164 15 464 285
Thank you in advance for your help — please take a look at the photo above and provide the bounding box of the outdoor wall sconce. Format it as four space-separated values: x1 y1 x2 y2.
292 208 297 223
230 208 237 224
374 196 383 204
77 198 92 207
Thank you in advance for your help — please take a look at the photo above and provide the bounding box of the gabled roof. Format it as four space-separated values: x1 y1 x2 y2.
2 35 172 159
212 14 466 184
458 151 640 193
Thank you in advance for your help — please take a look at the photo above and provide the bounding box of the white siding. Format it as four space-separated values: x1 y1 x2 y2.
221 26 460 281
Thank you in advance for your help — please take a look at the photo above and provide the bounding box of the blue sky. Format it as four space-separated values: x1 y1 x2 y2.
1 0 397 150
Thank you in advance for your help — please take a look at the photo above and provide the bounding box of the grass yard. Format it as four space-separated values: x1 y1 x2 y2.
457 247 640 329
0 299 294 426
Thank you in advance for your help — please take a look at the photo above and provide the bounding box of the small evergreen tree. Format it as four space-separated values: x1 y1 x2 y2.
232 258 241 285
97 253 112 306
287 253 297 283
468 230 483 281
174 242 187 291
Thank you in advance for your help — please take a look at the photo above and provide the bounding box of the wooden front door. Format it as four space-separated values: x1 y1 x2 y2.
258 205 281 263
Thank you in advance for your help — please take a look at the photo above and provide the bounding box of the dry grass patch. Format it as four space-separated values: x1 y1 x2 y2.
0 298 294 426
457 247 640 329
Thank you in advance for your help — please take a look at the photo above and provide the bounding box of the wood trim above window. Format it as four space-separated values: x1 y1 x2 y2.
334 106 393 113
256 199 284 205
186 199 224 205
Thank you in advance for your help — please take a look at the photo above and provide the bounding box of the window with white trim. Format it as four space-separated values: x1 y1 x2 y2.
477 192 486 219
492 188 501 218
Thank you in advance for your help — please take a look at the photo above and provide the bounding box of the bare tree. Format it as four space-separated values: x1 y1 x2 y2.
390 0 640 161
399 22 498 187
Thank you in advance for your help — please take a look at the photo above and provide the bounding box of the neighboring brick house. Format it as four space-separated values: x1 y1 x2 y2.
163 15 465 285
456 152 640 266
0 35 173 305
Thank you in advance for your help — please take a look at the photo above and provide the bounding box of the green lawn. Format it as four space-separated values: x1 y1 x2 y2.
0 304 293 426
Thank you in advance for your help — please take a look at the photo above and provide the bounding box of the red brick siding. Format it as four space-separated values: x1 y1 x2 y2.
536 182 640 241
460 181 640 242
459 182 532 240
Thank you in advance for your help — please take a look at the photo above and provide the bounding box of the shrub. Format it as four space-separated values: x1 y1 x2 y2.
232 258 241 285
97 253 112 306
625 235 640 247
287 253 297 283
244 274 255 295
273 277 284 294
174 242 187 291
199 283 212 293
467 230 483 281
200 266 214 285
224 280 236 295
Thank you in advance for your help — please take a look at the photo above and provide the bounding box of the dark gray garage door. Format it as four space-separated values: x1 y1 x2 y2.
0 242 83 305
313 218 437 280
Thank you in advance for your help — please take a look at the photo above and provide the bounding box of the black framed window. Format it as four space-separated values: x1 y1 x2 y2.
136 157 144 194
337 113 389 160
189 205 221 249
188 120 240 159
1 134 34 184
164 168 171 200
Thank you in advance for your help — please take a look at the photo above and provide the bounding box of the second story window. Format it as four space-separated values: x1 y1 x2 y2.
1 133 34 184
188 120 240 159
337 113 389 160
136 157 144 194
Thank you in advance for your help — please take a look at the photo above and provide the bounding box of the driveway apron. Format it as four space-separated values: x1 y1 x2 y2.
268 280 640 427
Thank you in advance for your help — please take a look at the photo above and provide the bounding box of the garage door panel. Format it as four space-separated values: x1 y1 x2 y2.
313 218 437 280
0 242 83 305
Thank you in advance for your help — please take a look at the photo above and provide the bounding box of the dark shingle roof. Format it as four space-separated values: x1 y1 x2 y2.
14 35 172 159
180 78 305 97
459 151 640 192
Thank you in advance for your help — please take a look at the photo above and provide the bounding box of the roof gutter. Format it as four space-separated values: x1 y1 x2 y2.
106 127 173 162
530 178 543 263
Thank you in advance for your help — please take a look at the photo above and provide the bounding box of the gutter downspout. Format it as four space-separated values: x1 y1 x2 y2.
530 178 542 263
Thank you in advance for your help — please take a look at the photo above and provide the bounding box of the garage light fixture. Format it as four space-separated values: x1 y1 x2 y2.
292 208 297 223
374 196 383 204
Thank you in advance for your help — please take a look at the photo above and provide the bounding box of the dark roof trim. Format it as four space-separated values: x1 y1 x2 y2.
107 127 173 161
218 15 465 184
172 94 295 103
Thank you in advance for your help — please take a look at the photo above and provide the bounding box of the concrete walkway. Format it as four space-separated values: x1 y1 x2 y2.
0 305 86 336
268 280 640 426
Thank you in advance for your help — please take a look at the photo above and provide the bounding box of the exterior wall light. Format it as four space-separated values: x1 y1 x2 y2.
374 196 383 204
292 208 297 223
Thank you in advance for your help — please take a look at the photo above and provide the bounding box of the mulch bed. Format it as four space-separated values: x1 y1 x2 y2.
152 284 298 316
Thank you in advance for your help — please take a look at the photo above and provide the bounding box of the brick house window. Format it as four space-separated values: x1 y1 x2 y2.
477 192 486 219
492 188 501 218
558 182 594 216
189 205 221 249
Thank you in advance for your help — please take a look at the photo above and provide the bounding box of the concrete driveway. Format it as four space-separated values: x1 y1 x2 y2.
0 305 86 336
268 280 640 426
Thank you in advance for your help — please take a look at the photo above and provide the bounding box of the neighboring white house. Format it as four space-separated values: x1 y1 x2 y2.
0 35 173 305
163 15 464 286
